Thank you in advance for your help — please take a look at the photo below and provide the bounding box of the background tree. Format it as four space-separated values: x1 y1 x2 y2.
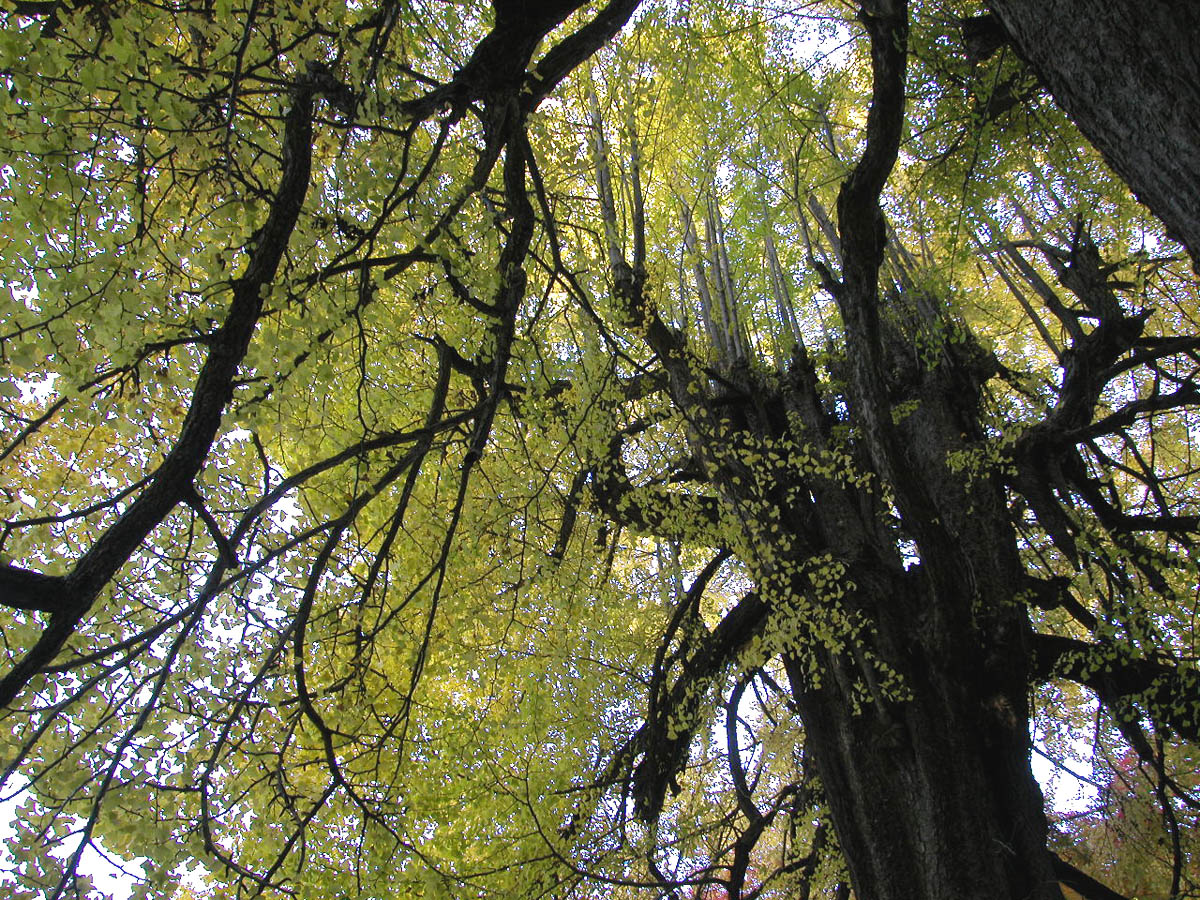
0 1 1198 899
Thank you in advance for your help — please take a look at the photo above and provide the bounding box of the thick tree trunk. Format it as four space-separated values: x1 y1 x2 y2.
776 406 1062 900
789 6 1064 892
619 5 1127 896
786 582 1060 900
986 0 1200 267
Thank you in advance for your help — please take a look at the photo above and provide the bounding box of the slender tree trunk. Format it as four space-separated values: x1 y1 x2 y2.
986 0 1200 267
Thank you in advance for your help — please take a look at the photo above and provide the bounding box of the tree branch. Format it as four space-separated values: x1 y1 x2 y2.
524 0 643 107
0 64 326 708
1050 853 1133 900
0 563 67 615
1031 633 1200 743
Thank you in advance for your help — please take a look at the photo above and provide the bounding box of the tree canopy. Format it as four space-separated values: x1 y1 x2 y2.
0 1 1198 898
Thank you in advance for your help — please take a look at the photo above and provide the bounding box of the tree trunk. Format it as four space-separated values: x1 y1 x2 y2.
612 5 1148 897
785 574 1061 900
789 6 1065 891
986 0 1200 267
776 363 1063 900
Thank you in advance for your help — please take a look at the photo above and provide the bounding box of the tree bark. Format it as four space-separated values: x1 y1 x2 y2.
986 0 1200 267
800 8 1062 891
785 562 1061 900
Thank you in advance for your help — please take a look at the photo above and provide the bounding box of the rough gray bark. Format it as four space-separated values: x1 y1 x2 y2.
986 0 1200 267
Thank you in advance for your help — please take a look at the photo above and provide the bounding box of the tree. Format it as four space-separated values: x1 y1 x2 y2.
983 0 1200 266
0 1 1198 899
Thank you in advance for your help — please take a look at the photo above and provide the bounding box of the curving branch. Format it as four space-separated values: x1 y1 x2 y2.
1049 853 1133 900
399 0 641 123
0 65 331 708
632 587 770 821
523 0 643 108
590 434 724 541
